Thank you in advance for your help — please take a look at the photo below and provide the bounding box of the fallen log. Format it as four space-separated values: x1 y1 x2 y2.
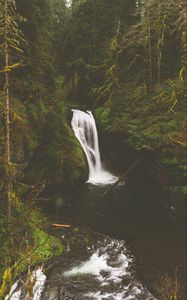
102 157 141 197
52 224 72 228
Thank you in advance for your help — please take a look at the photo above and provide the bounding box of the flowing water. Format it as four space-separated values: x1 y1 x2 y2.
7 237 156 300
6 110 185 299
71 110 117 185
5 268 46 300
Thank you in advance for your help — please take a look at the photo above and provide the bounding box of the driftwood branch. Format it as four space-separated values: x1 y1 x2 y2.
102 157 141 197
52 224 72 228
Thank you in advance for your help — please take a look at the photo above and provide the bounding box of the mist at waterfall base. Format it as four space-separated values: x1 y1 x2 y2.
71 110 117 185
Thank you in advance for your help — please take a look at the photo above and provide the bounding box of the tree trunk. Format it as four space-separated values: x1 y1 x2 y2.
4 0 11 221
146 2 153 87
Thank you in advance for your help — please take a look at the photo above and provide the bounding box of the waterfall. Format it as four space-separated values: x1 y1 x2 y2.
71 109 117 185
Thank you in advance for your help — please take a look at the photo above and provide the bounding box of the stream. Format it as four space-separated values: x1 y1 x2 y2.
6 110 186 300
6 237 156 300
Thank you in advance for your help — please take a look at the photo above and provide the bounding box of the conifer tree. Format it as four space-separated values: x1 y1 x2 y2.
0 0 24 220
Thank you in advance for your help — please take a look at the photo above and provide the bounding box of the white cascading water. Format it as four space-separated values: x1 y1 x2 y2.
6 239 156 300
64 238 156 300
5 267 46 300
71 109 117 185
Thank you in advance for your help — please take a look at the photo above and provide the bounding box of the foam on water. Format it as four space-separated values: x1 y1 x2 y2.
5 267 46 300
85 291 136 300
64 239 156 300
32 268 46 300
7 240 156 300
5 281 21 300
64 251 109 278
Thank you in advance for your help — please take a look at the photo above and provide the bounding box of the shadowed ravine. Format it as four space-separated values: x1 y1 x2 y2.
6 111 185 300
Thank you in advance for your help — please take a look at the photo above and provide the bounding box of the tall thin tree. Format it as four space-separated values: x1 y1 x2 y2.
0 0 24 220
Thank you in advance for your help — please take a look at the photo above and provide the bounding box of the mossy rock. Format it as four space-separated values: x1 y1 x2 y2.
95 83 186 181
25 106 88 188
0 205 64 282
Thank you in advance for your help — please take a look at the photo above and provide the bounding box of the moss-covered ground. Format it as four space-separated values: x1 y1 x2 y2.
0 200 64 299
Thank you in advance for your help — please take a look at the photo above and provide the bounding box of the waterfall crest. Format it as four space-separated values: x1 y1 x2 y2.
71 109 117 185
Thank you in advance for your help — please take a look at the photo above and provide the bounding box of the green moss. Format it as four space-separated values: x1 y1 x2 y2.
31 228 64 262
96 83 186 176
62 125 87 185
0 204 64 282
96 107 112 131
28 210 64 265
15 228 64 275
25 105 87 187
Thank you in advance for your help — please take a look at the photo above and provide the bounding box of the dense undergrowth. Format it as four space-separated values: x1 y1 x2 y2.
0 0 87 293
0 199 64 299
96 79 186 214
96 80 186 172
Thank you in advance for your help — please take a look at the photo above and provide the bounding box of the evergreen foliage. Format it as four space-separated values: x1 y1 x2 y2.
0 0 186 297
